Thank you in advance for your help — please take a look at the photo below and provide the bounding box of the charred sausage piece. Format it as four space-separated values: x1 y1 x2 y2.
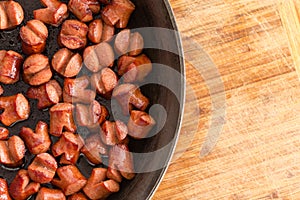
27 80 62 110
34 0 68 27
112 84 149 115
59 20 88 50
0 93 30 126
88 19 103 44
101 120 128 145
109 144 135 180
0 178 11 200
36 187 66 200
20 20 48 55
83 168 119 199
75 100 103 129
107 167 122 183
0 1 24 30
28 153 58 183
101 23 115 42
90 68 118 98
19 121 51 155
63 76 96 104
83 42 114 72
23 54 52 86
52 48 82 78
81 133 107 165
52 132 83 164
0 50 23 84
9 170 40 200
127 110 156 139
0 127 9 140
101 0 135 28
117 54 152 82
68 193 88 200
68 0 92 22
51 165 87 196
0 136 25 167
50 103 76 137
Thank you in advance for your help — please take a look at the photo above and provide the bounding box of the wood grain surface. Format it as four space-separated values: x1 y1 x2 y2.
153 0 300 199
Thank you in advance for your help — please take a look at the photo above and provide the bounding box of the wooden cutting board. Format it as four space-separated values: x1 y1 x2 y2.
153 0 300 199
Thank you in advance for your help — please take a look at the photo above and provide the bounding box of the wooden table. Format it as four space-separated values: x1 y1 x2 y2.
153 0 300 199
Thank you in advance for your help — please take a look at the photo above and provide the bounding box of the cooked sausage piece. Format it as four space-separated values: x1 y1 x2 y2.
52 48 83 78
114 29 143 56
0 136 25 167
75 100 104 129
0 178 11 200
90 67 118 98
68 0 93 22
20 19 48 55
20 121 51 154
83 42 115 72
114 29 130 55
0 1 24 30
28 153 58 183
81 133 107 165
88 19 103 44
83 168 120 199
0 127 9 140
101 23 115 42
0 50 23 84
112 84 149 115
128 32 144 56
68 193 88 200
36 187 66 200
117 54 152 82
127 110 156 139
0 93 30 126
101 0 135 28
23 54 52 86
52 132 83 164
27 80 62 109
109 144 135 180
59 20 88 50
107 167 122 183
50 103 77 137
34 0 68 27
101 120 128 145
51 165 87 196
9 169 40 200
63 76 96 104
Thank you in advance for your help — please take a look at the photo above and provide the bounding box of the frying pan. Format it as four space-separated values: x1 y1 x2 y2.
0 0 185 199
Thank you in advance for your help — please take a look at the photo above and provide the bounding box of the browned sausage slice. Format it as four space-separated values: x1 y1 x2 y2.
0 50 23 84
28 153 58 183
20 121 51 154
0 178 11 200
9 169 40 200
20 20 48 55
34 0 68 27
23 54 52 86
0 1 24 30
52 48 83 77
36 187 66 200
